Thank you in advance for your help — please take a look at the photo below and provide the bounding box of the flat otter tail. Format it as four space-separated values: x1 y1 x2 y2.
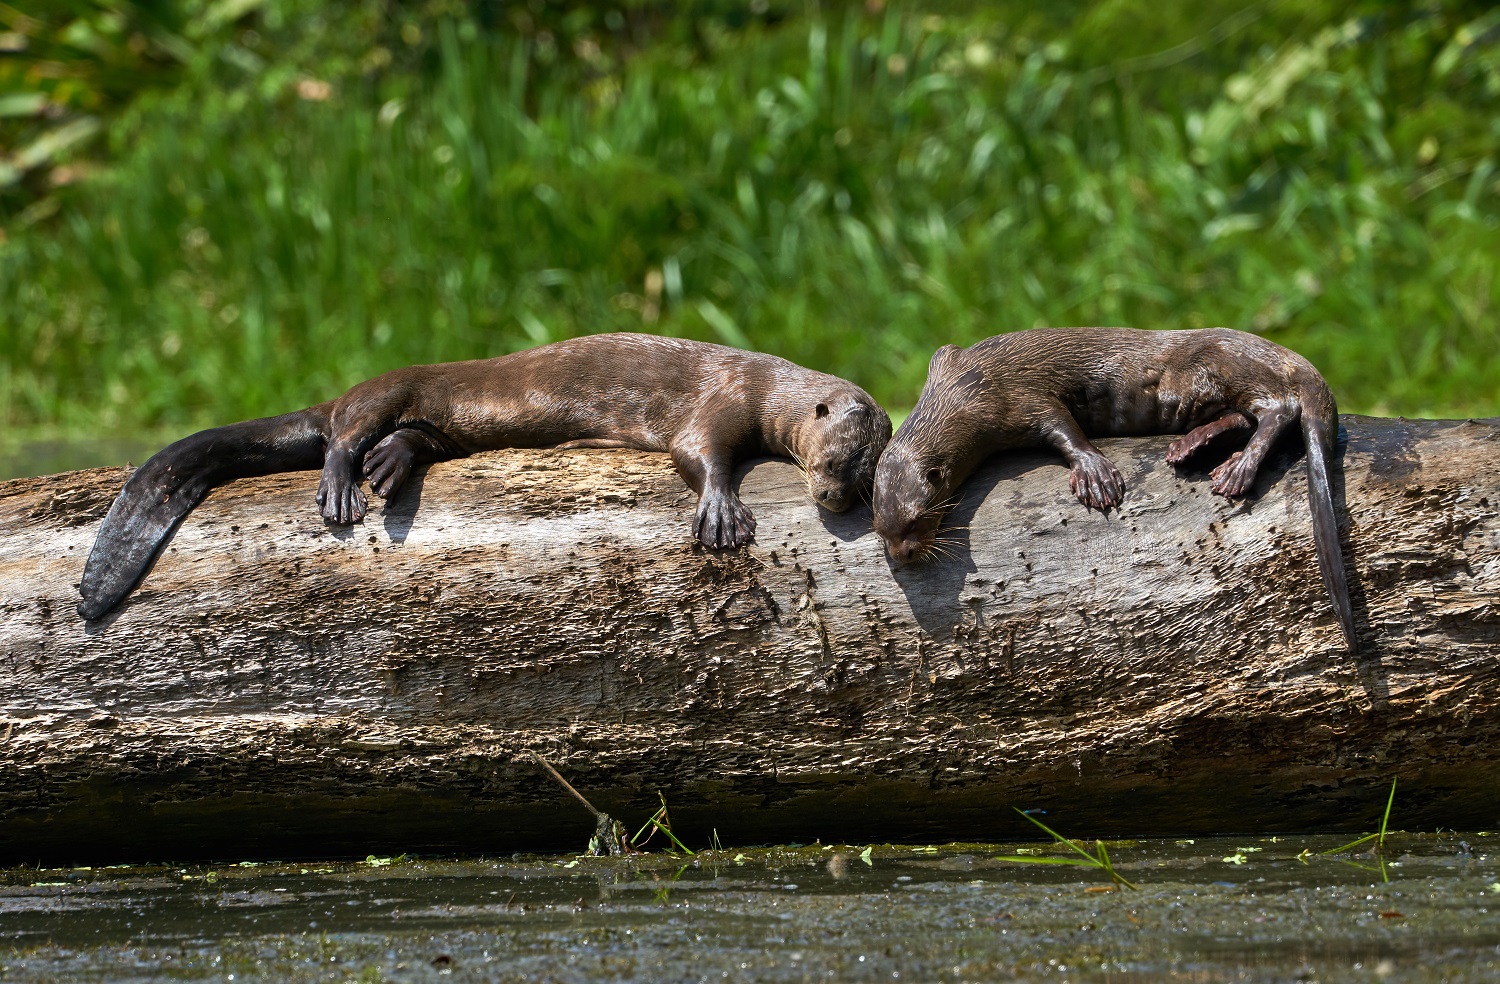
1302 411 1360 654
77 405 333 620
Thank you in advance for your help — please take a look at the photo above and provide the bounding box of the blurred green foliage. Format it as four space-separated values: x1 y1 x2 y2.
2 0 1499 443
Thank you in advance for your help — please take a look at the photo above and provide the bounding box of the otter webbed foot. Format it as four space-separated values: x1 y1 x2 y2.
1166 411 1255 465
1166 432 1208 464
694 489 757 549
1068 454 1125 511
1209 451 1258 498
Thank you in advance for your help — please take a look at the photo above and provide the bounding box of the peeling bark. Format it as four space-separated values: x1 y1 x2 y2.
0 415 1496 862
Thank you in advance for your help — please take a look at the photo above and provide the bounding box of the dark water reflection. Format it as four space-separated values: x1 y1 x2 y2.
1 434 170 481
2 835 1496 982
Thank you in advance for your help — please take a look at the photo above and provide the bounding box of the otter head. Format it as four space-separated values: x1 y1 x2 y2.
792 390 892 513
872 344 992 564
871 440 967 564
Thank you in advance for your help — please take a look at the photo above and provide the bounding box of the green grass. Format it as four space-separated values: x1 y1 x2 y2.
3 1 1499 445
996 808 1140 890
1314 776 1399 881
1321 777 1399 858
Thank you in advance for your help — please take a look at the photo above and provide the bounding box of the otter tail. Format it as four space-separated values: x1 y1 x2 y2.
77 403 334 620
1300 397 1360 654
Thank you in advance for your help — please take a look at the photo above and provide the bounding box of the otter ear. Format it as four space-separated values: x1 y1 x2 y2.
928 344 963 378
815 403 830 418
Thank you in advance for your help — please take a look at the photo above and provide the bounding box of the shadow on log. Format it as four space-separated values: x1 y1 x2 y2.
0 415 1496 863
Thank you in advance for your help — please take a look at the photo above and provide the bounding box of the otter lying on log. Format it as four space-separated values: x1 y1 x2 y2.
1 416 1495 860
873 328 1359 653
77 333 891 620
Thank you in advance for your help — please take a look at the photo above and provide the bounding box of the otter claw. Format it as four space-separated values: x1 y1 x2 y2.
1070 459 1124 511
694 492 756 549
317 480 366 524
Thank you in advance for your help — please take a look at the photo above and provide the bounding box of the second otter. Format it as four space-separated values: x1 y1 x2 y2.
872 327 1359 653
80 333 891 619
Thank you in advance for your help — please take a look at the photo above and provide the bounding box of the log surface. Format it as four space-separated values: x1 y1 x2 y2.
1 415 1497 862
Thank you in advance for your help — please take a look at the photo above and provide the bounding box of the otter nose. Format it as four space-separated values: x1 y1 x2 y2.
881 537 919 564
818 489 831 502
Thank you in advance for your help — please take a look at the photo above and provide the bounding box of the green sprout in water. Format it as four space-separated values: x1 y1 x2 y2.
631 792 696 856
995 809 1139 891
1319 777 1399 883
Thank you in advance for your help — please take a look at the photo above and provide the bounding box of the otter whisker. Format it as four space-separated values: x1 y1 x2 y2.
919 494 964 519
925 535 968 559
923 543 960 564
786 448 818 498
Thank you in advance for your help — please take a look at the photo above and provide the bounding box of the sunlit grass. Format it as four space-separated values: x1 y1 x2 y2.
2 3 1498 446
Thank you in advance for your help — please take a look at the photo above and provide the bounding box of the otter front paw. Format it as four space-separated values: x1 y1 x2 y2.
1069 456 1125 511
316 474 367 524
694 490 757 549
364 436 415 500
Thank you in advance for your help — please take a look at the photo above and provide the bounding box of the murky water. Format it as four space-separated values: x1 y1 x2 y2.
2 835 1496 982
0 434 168 483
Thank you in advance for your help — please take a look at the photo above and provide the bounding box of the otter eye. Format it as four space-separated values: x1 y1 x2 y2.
925 468 942 486
825 460 838 475
815 403 829 418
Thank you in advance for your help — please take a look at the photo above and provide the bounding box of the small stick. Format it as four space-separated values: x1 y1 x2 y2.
528 751 601 818
526 751 632 855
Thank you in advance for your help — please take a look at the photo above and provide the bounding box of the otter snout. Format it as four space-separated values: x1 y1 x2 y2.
873 515 937 566
884 534 929 565
814 476 870 513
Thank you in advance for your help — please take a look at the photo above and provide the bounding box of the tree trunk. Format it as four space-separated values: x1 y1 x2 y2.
1 415 1496 862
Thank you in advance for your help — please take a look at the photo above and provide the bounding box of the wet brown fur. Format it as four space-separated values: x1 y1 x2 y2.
79 333 891 619
872 327 1359 653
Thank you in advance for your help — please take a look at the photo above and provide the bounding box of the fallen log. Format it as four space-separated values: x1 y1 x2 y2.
0 415 1496 862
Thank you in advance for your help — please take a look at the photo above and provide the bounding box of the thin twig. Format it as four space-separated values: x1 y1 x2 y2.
528 750 601 818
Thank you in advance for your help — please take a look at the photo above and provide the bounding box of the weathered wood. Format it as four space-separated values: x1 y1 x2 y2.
0 415 1496 862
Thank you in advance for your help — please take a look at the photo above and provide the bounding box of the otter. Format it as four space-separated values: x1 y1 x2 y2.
871 327 1359 653
79 333 891 619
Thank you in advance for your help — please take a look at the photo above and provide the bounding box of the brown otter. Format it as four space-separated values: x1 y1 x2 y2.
872 327 1359 653
79 333 891 619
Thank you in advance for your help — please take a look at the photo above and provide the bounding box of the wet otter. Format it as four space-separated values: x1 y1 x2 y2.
79 333 891 619
872 327 1358 653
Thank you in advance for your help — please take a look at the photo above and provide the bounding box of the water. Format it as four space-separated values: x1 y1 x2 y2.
0 434 168 483
2 835 1496 982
